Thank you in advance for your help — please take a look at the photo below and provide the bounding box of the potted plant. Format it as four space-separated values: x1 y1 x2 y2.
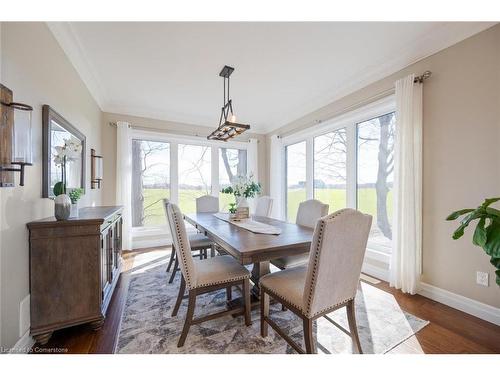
53 137 82 220
228 202 238 220
446 197 500 286
68 188 84 218
220 174 262 209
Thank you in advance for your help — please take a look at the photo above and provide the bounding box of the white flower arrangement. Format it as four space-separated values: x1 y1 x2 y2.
53 137 82 165
220 174 262 198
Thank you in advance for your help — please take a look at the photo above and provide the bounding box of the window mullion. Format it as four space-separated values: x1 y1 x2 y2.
306 137 314 200
346 124 357 209
211 146 219 197
170 141 179 205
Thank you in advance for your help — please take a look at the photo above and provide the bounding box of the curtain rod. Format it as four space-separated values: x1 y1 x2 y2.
107 122 257 142
277 71 432 139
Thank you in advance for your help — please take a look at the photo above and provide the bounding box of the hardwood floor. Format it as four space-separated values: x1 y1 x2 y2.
33 247 500 354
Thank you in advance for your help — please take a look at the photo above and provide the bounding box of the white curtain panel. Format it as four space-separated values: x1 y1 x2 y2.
390 74 423 294
269 135 283 219
247 138 259 181
115 121 132 250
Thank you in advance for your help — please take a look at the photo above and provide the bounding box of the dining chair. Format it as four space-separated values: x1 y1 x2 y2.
196 195 219 213
254 196 273 217
167 203 252 347
270 199 329 270
163 199 213 283
260 208 372 354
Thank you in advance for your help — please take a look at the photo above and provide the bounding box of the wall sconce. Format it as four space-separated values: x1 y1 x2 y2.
0 84 33 187
90 148 103 189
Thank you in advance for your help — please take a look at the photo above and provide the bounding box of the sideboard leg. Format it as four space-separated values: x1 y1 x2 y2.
89 317 105 331
33 332 53 345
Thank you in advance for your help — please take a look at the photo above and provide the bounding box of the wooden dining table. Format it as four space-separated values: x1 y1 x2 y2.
184 213 314 298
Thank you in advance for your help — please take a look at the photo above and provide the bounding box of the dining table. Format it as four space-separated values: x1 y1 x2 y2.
184 213 314 299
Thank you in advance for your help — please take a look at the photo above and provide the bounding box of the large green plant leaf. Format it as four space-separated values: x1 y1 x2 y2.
483 197 500 207
472 218 487 247
485 207 500 218
446 208 474 221
484 219 500 257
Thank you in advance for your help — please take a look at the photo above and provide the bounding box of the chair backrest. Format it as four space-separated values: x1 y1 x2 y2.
302 209 372 318
254 196 273 217
296 199 329 228
166 203 197 290
196 195 219 213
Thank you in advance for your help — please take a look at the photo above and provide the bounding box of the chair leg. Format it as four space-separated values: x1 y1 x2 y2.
226 286 232 302
172 275 186 317
172 275 186 316
346 299 363 354
166 245 176 273
178 290 196 347
303 317 316 354
168 257 179 284
243 279 251 326
260 289 269 337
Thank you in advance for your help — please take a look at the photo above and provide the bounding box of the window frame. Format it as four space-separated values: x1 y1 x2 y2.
280 95 395 260
130 129 249 238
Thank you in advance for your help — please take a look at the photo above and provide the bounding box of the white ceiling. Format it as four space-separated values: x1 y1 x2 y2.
48 22 495 134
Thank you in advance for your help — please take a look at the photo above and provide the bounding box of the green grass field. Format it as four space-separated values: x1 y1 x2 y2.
140 188 392 227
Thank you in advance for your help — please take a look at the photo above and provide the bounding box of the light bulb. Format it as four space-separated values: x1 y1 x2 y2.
229 114 236 123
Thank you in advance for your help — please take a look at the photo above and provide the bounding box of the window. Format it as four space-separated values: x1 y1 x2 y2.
178 144 212 214
357 112 395 251
219 148 247 211
282 96 395 256
314 128 347 213
131 139 170 227
286 141 307 222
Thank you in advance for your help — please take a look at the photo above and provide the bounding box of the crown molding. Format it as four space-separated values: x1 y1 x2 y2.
46 22 108 110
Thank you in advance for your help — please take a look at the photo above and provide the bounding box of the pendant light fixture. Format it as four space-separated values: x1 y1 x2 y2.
207 65 250 141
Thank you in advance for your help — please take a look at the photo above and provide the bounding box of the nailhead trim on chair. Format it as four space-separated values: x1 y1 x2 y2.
196 274 250 288
171 209 195 290
261 285 304 311
304 208 349 317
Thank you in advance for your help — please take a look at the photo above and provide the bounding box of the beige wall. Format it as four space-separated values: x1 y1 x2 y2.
0 22 103 348
267 25 500 307
100 112 268 207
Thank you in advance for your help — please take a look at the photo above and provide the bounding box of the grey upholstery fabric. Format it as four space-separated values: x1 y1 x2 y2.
254 196 273 217
303 209 372 317
166 203 197 289
196 195 219 213
259 266 307 311
271 199 329 269
295 199 329 228
194 255 250 288
262 209 372 318
163 198 212 250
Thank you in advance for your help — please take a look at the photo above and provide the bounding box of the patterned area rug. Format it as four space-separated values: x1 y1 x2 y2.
116 250 429 354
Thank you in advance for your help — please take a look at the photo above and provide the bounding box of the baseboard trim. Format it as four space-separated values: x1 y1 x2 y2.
9 330 34 354
419 282 500 326
362 262 389 282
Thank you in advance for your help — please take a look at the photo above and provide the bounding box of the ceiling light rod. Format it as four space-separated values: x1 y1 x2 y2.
207 65 250 141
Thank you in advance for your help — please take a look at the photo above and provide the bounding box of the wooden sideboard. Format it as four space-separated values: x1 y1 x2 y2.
27 206 123 345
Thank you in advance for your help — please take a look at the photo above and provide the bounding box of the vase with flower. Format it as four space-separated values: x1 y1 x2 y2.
53 137 83 220
220 174 262 217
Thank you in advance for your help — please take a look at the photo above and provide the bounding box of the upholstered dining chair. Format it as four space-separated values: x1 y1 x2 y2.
163 199 213 283
167 203 252 347
196 195 219 213
254 196 273 217
260 208 372 354
270 199 329 270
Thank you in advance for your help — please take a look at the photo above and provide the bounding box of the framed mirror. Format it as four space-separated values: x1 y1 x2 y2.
42 105 86 198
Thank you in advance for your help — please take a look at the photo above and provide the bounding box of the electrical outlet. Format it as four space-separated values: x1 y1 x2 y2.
476 271 489 287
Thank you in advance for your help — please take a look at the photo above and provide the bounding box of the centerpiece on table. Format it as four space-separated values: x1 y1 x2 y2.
53 137 83 220
221 174 262 220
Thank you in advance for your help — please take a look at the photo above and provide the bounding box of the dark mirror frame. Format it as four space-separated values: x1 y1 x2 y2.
42 105 86 198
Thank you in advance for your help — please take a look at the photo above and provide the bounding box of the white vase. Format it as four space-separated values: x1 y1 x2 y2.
54 194 71 220
70 201 79 218
237 196 249 208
